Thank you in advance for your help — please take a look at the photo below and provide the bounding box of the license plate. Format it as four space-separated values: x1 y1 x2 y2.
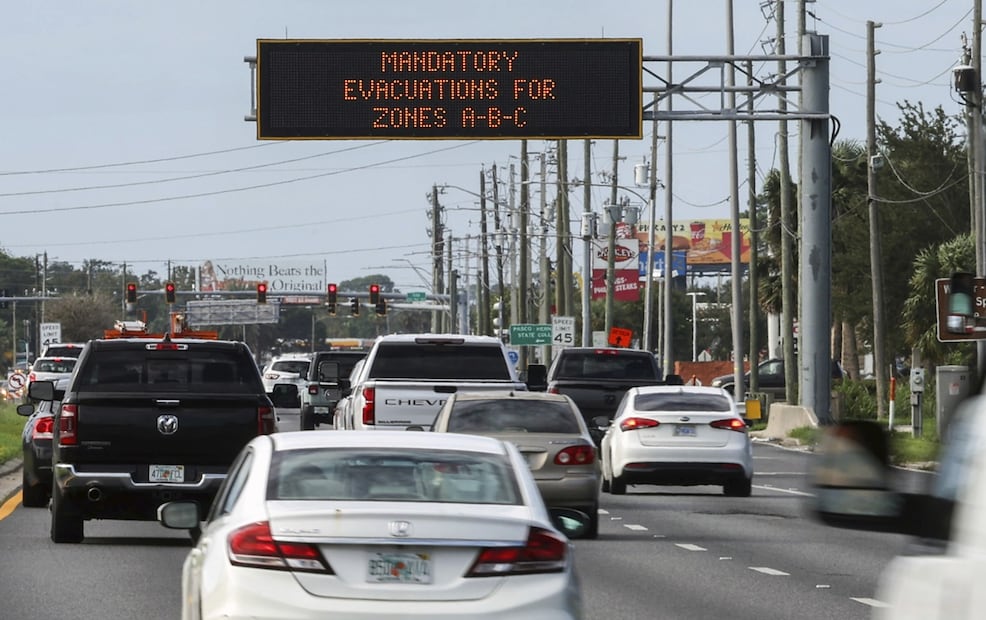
149 464 184 483
673 425 696 437
367 552 432 584
313 406 329 414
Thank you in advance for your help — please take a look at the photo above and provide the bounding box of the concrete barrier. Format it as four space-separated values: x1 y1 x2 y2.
757 403 819 440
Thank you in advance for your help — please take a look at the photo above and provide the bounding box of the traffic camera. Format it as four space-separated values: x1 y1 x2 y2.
164 281 176 304
369 283 380 305
257 283 268 304
126 282 138 304
350 297 360 316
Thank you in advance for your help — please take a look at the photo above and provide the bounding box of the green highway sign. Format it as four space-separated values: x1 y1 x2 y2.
510 323 553 345
406 292 427 302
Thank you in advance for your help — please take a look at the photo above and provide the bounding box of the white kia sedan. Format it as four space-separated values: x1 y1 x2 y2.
599 385 753 497
159 430 587 620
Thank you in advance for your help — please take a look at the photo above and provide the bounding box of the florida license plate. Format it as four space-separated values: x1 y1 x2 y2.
367 552 433 584
149 464 185 483
673 425 696 437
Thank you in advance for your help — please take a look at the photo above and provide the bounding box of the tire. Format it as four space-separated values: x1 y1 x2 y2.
21 472 48 508
723 477 752 497
582 504 599 539
601 475 611 493
300 407 315 431
50 488 84 543
610 474 627 496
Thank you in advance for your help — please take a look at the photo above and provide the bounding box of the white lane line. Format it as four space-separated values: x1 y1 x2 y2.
749 567 790 576
753 484 814 497
676 543 707 552
598 508 610 514
753 471 810 476
624 524 648 531
851 598 890 608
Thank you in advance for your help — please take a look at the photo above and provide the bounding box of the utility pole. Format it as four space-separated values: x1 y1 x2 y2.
445 230 453 333
726 0 745 402
555 140 571 318
582 139 593 346
538 154 551 364
662 0 675 377
519 141 531 368
747 60 760 392
479 169 491 336
430 186 443 333
973 0 986 371
491 165 506 330
867 20 888 418
777 0 797 404
605 139 620 335
642 94 660 352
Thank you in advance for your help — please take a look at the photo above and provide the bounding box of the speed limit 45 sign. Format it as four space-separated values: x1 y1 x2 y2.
40 322 62 346
552 316 576 348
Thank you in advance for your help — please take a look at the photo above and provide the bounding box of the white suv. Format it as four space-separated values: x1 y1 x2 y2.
261 353 312 395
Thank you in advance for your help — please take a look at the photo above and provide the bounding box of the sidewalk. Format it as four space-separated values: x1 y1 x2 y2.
0 458 23 504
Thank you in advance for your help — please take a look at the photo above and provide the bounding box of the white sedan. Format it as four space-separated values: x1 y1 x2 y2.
159 430 587 620
599 385 753 497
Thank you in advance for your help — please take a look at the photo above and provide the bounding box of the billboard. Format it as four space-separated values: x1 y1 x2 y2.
198 260 326 294
636 219 751 267
591 237 640 301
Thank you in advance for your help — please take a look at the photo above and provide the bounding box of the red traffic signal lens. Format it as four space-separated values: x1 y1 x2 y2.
258 283 267 293
328 283 338 293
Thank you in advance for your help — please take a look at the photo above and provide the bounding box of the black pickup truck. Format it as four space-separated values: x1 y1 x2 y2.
32 336 276 543
539 347 666 446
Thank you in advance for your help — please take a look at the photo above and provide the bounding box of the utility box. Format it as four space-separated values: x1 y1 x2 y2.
937 365 971 438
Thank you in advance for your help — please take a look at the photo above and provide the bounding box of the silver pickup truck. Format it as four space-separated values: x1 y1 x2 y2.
334 334 531 431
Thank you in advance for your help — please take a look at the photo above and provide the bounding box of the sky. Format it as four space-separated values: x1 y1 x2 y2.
0 0 974 295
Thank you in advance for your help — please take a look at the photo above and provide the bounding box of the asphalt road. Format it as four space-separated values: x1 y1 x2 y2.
0 441 932 620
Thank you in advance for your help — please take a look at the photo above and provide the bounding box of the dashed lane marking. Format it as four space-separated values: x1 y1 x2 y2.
749 567 790 576
624 524 648 531
851 598 890 608
676 543 707 552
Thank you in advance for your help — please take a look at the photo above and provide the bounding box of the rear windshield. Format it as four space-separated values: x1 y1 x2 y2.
369 344 511 381
271 360 309 375
555 352 656 380
269 448 521 505
33 358 76 373
634 392 733 413
75 348 262 392
447 399 582 434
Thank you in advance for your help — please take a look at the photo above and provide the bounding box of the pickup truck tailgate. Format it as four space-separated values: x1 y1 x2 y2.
370 381 526 428
74 393 262 466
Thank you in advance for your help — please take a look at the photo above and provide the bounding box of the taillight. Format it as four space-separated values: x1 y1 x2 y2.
32 416 54 440
554 445 595 466
361 387 375 426
228 521 331 573
619 417 659 432
59 404 78 446
710 418 748 433
547 387 560 394
28 373 36 382
467 527 567 577
258 405 276 435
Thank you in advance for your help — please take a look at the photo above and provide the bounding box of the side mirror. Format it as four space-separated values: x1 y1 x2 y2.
16 403 35 417
27 380 54 401
591 415 611 429
525 364 547 391
157 501 202 530
549 507 590 539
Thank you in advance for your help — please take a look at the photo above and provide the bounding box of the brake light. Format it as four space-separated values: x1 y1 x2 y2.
554 445 595 466
361 387 375 426
710 418 748 433
547 386 560 394
28 373 36 382
593 349 619 355
59 404 78 446
257 405 276 435
308 384 319 395
228 521 331 573
145 343 188 351
466 527 567 577
619 417 659 432
32 416 54 440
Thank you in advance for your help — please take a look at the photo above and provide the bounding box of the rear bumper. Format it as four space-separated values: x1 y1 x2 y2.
612 443 753 485
53 463 226 520
535 474 600 508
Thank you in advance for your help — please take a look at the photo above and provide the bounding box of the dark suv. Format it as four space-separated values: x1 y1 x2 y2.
35 336 276 543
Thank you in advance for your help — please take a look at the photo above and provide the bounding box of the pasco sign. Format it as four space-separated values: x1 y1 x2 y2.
935 276 986 342
256 39 642 140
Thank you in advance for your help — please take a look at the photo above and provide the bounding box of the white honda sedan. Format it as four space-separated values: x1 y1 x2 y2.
599 385 753 497
159 431 587 620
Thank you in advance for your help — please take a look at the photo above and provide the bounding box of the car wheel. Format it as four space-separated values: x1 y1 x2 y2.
723 477 752 497
601 475 611 493
21 472 48 508
610 474 627 495
50 488 84 543
582 503 599 539
300 407 315 431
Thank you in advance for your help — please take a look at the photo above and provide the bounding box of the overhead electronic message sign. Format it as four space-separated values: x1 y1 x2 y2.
256 39 642 140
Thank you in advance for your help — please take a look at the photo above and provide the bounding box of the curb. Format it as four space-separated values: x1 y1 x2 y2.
0 458 23 505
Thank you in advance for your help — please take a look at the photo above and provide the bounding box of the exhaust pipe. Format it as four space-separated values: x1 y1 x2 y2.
87 487 103 502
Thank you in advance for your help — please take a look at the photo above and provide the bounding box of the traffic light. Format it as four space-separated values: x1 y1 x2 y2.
369 283 380 305
375 299 387 316
327 283 338 315
164 281 176 304
257 282 268 304
126 282 138 304
350 297 360 316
